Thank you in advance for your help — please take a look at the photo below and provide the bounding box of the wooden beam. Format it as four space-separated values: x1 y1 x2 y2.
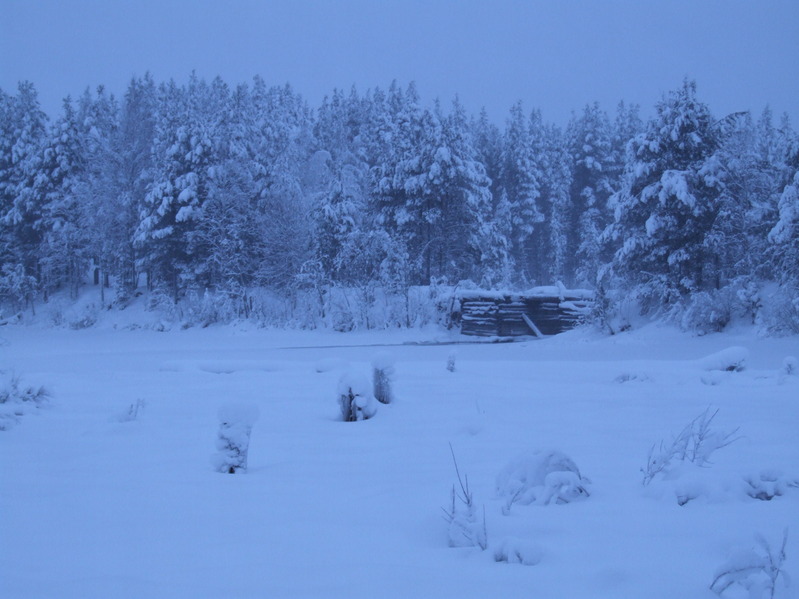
522 313 544 338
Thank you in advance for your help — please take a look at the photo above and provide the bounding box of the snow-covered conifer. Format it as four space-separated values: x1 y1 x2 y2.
446 350 457 373
337 371 376 421
606 80 722 311
371 351 395 404
442 445 487 550
212 402 260 473
782 356 797 376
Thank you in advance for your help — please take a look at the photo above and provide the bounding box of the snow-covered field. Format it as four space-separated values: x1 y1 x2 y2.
1 323 797 598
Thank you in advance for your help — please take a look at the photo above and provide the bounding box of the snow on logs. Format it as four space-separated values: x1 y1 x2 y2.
457 286 593 337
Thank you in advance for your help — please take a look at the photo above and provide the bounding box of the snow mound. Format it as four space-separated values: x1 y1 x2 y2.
314 357 349 373
218 402 260 427
614 372 652 383
697 346 749 372
496 450 590 508
743 470 799 501
493 537 543 566
161 360 284 374
371 351 396 371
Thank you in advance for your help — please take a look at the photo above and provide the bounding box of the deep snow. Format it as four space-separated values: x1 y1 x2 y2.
1 322 797 598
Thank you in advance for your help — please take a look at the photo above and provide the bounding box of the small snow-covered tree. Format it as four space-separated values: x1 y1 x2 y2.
442 444 487 550
446 350 457 372
212 402 260 474
337 371 376 421
782 356 798 376
371 351 395 404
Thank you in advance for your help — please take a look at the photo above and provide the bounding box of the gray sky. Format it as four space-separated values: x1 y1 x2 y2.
2 0 797 125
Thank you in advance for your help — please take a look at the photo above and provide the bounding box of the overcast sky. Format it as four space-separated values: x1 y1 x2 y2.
2 0 797 125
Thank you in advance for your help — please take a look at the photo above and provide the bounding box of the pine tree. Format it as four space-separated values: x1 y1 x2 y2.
36 97 89 298
500 102 542 285
2 82 48 304
566 103 613 286
135 76 217 301
540 123 572 284
769 168 799 287
606 80 722 310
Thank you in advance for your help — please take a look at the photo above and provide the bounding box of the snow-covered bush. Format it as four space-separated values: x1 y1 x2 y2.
758 285 799 335
0 372 49 431
496 450 591 512
212 402 260 474
446 351 457 373
146 291 182 331
0 263 37 313
711 530 789 599
698 346 749 372
782 356 797 377
117 399 146 423
614 372 652 383
493 537 543 566
680 289 733 335
589 282 645 334
641 407 739 489
442 445 487 550
183 290 240 327
337 371 376 422
371 351 395 405
68 302 99 330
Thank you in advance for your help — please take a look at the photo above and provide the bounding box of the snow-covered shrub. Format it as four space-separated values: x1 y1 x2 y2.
496 450 591 512
710 530 789 599
446 351 457 373
183 290 239 327
614 372 652 383
743 470 799 502
590 282 645 334
68 302 99 330
0 372 49 431
371 351 395 405
758 285 799 335
680 289 733 335
212 402 260 474
117 399 146 423
442 445 487 550
782 356 797 377
337 371 376 422
0 263 37 313
698 346 749 372
493 537 543 566
146 291 182 330
47 300 66 327
641 407 740 489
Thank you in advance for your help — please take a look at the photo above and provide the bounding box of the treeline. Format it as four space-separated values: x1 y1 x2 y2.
0 75 797 331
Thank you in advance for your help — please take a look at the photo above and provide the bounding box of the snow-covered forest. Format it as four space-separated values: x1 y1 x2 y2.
1 75 798 333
